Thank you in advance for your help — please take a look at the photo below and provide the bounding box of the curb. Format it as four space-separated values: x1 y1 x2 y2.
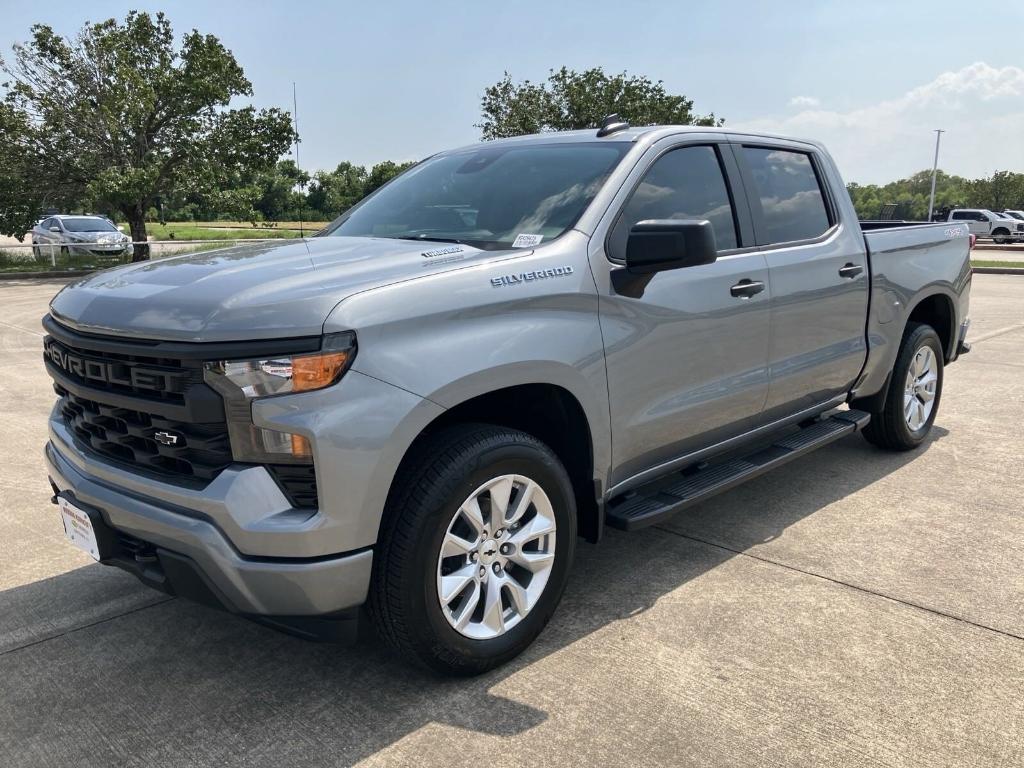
972 266 1024 275
0 270 94 280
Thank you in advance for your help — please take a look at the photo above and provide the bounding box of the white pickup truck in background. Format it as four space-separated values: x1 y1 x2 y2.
947 208 1024 243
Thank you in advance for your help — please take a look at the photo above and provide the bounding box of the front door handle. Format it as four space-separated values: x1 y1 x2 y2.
838 263 864 279
730 279 765 299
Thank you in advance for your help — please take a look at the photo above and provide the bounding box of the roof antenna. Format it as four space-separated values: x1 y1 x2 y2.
596 113 630 137
293 82 304 239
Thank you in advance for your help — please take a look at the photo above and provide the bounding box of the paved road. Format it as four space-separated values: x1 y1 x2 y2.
1 277 1022 767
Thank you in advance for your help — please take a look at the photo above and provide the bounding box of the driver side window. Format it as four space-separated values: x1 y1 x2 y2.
609 145 739 260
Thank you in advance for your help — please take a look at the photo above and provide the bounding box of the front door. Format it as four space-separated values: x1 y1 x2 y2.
597 143 772 486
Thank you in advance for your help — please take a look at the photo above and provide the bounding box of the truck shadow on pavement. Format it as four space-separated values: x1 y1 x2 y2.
0 429 947 766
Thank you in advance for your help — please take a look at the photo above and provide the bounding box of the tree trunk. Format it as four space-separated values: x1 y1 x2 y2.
127 205 150 262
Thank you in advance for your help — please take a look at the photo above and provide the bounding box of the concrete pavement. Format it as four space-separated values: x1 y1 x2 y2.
1 276 1022 767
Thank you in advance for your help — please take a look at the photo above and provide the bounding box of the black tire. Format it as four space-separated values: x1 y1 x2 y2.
368 423 576 675
992 229 1009 244
862 322 944 451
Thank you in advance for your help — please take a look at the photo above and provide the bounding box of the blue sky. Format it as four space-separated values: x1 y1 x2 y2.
2 0 1022 183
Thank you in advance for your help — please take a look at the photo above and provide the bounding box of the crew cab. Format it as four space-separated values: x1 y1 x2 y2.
42 120 972 674
947 208 1024 243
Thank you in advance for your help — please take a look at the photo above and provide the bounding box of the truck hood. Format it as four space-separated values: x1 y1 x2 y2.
49 236 499 341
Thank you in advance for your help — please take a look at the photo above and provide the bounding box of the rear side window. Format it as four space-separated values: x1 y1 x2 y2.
609 145 738 259
951 211 970 220
741 147 831 244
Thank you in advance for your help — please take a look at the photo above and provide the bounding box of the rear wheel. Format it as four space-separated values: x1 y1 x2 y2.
368 424 576 675
862 322 944 451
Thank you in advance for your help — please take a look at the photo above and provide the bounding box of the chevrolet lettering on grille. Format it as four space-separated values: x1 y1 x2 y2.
44 340 185 393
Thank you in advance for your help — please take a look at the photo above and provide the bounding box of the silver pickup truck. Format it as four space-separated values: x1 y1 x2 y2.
43 120 972 674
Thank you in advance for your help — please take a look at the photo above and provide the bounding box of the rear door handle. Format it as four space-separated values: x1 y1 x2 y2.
838 263 864 279
730 279 765 299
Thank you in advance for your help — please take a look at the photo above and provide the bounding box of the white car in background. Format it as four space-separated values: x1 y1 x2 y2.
947 209 1024 244
999 209 1024 223
31 215 131 260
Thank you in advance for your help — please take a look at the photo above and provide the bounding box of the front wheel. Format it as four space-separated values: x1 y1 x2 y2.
368 424 576 675
862 322 944 451
992 229 1010 244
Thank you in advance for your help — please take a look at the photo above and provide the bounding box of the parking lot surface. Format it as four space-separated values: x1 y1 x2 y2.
1 276 1022 767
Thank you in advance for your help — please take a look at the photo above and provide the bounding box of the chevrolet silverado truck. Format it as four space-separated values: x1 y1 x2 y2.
43 119 972 674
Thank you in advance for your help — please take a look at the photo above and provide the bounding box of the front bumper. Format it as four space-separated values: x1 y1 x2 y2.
45 434 373 623
66 243 131 257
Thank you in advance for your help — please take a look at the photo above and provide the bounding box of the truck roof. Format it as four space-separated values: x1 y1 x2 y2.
441 125 824 154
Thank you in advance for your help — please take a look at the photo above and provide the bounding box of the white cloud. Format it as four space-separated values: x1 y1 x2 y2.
735 63 1024 184
788 96 820 108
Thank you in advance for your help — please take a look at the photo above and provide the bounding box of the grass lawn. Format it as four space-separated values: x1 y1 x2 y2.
0 241 229 273
185 221 330 231
144 223 310 240
971 260 1024 269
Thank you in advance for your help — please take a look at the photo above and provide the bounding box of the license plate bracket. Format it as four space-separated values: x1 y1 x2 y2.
56 493 115 561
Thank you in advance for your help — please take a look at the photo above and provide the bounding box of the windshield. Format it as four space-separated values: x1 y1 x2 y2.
321 143 629 250
61 217 117 232
1001 210 1024 220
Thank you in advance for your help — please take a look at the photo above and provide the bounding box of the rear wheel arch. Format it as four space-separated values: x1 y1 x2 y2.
853 290 955 414
905 292 955 360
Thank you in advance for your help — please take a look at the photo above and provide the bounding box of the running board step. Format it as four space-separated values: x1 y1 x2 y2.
605 409 871 531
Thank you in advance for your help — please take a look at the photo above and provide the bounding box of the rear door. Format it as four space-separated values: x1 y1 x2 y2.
730 140 870 420
952 210 986 236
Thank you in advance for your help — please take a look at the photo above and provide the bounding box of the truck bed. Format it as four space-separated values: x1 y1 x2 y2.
860 220 970 257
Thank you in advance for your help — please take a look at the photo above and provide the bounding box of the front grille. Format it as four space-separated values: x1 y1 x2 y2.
61 391 232 481
44 316 320 507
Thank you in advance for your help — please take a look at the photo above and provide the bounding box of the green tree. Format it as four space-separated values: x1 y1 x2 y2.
478 66 722 140
307 162 368 218
253 159 310 221
0 103 46 235
0 11 294 259
364 160 415 196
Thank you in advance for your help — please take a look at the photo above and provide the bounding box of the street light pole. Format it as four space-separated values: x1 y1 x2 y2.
927 129 944 222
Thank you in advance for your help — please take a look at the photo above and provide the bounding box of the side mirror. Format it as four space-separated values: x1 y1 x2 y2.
625 219 717 274
49 226 61 233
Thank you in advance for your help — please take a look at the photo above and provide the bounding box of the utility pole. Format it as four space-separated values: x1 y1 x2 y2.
927 129 944 222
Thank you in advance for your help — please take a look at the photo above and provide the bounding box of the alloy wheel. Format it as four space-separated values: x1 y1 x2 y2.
436 474 557 640
903 345 937 431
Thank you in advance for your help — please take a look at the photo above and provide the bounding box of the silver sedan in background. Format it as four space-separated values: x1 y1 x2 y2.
31 215 131 260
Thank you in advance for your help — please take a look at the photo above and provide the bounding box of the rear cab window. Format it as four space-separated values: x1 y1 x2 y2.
740 146 833 245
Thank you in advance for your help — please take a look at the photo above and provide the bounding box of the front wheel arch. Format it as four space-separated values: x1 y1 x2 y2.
386 383 601 545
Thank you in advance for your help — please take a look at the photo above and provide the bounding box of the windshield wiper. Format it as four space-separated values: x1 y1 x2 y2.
390 235 465 245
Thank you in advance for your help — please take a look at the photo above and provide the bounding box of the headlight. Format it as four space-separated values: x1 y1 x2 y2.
203 332 356 463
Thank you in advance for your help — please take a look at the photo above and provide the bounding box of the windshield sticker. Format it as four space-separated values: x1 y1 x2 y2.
512 233 544 248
